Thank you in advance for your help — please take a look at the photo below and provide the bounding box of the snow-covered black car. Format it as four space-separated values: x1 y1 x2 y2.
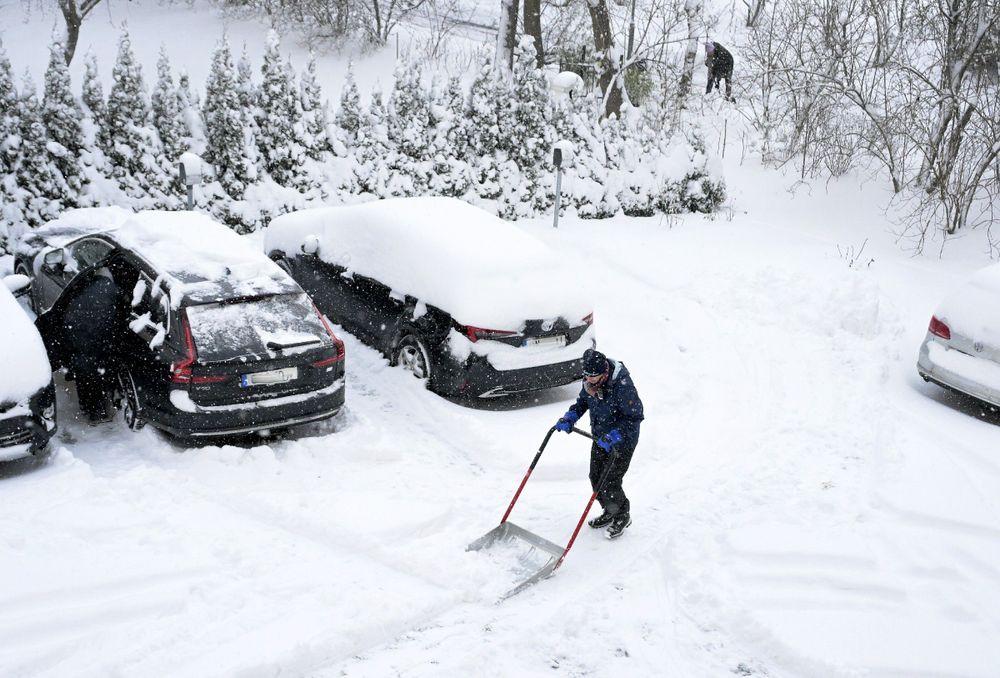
918 263 1000 410
15 208 346 438
265 198 595 398
0 276 57 461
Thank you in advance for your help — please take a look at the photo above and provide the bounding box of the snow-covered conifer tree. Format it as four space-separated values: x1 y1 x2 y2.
386 62 432 194
203 38 251 198
42 40 85 204
104 32 148 178
15 72 60 226
502 37 552 216
256 32 302 185
299 54 328 160
335 63 362 147
354 88 390 196
80 50 109 165
0 42 18 178
235 46 261 183
0 43 20 248
465 62 509 200
175 70 197 150
81 51 105 121
104 32 174 205
151 46 187 163
428 76 471 198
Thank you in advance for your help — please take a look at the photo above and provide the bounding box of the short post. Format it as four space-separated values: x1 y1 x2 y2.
552 147 563 229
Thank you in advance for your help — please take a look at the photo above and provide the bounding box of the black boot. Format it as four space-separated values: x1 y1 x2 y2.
587 510 614 529
606 513 632 539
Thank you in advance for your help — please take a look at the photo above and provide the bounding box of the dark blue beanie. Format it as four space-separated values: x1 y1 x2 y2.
582 348 608 376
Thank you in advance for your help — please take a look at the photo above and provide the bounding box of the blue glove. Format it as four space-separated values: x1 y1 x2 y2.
597 429 623 452
555 410 580 433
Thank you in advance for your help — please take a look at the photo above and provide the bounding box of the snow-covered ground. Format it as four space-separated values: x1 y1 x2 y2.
3 141 1000 677
4 2 1000 676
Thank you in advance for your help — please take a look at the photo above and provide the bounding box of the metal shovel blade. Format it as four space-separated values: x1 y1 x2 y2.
467 521 565 600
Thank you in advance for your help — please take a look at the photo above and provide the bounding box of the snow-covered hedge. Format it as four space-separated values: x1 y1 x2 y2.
0 33 725 250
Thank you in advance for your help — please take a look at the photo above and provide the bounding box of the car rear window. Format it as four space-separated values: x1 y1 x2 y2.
185 293 330 362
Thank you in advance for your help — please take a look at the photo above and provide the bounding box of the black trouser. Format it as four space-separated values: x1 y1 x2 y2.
589 438 637 516
70 353 112 420
706 68 733 99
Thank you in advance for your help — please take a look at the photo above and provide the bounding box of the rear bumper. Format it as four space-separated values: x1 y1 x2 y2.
440 356 584 398
917 335 1000 409
146 379 346 437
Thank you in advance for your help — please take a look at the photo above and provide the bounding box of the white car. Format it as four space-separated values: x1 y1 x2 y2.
0 275 57 461
917 263 1000 409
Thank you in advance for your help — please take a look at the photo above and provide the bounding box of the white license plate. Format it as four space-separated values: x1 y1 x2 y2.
523 335 567 348
241 367 298 387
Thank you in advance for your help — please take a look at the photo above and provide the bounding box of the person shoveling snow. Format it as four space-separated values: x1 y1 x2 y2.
555 349 645 539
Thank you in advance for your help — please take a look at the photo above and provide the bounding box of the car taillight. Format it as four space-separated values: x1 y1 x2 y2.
461 324 518 343
582 312 593 325
170 311 196 384
170 311 228 384
929 315 951 340
312 304 345 366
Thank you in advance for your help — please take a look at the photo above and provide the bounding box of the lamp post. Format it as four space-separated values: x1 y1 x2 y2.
552 146 563 229
551 140 574 229
177 152 207 210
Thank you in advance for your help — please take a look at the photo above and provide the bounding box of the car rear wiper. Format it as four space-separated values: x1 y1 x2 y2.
266 339 321 352
214 292 283 305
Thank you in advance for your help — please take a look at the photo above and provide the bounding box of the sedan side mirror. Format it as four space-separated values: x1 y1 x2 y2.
301 235 320 256
2 273 31 296
43 248 65 270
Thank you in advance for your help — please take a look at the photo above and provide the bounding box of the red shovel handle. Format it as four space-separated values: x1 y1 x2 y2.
556 445 621 571
500 426 592 524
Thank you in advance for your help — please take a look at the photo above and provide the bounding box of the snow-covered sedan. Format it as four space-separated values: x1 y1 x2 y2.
265 197 595 398
15 208 346 438
917 263 1000 409
0 275 57 461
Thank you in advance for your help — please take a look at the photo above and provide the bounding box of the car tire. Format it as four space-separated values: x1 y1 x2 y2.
14 261 34 312
393 334 433 385
116 369 146 431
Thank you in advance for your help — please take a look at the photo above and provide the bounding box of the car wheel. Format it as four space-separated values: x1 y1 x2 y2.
14 261 34 312
116 369 146 431
394 334 432 384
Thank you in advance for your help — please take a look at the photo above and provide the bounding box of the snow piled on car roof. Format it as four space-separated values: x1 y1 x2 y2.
0 285 51 404
37 208 296 304
264 198 592 329
937 262 1000 346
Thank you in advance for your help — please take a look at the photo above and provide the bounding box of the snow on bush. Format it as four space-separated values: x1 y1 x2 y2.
0 33 726 252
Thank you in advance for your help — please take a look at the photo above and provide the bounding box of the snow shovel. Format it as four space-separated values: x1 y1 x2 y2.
467 425 620 600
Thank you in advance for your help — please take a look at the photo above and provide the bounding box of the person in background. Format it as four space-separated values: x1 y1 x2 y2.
555 348 644 539
705 40 735 102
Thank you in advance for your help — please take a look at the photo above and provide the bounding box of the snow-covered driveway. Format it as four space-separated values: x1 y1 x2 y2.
3 176 1000 677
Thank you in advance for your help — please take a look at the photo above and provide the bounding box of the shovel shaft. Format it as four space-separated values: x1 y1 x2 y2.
500 426 591 524
555 446 621 571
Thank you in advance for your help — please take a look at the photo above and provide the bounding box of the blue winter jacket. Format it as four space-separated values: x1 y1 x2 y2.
569 360 644 445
